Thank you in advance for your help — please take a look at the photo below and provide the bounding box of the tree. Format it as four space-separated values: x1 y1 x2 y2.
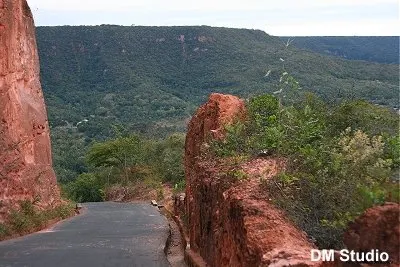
64 173 104 202
86 135 145 184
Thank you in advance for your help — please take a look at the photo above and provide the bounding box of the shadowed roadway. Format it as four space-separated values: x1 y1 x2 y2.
0 202 171 267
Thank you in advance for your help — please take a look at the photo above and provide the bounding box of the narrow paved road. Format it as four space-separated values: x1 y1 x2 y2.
0 202 171 267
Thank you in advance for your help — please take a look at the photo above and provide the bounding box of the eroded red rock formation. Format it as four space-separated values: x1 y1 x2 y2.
184 93 319 266
344 202 400 266
184 93 399 267
185 93 246 206
0 0 61 221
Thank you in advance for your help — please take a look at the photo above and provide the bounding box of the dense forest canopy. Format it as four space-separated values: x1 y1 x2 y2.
34 26 399 183
283 36 399 64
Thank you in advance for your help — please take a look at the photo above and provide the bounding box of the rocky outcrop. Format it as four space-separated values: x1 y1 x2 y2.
183 93 400 267
344 202 399 266
0 0 61 221
185 93 246 213
184 93 319 267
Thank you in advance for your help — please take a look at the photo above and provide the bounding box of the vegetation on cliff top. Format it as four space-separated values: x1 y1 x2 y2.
210 91 399 249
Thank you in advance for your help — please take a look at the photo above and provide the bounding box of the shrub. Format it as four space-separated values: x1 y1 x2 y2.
149 133 185 185
328 100 398 136
65 173 105 202
0 223 8 239
268 128 397 248
51 203 76 219
86 135 144 169
384 134 400 168
210 121 247 157
211 93 399 249
85 133 184 184
1 201 74 240
248 94 280 129
173 179 186 194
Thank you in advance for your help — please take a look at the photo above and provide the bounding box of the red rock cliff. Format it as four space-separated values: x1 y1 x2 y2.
184 93 319 267
0 0 61 221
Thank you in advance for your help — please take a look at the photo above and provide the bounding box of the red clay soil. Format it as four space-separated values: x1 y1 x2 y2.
187 157 322 267
0 0 61 221
185 93 246 180
343 202 400 266
233 158 318 266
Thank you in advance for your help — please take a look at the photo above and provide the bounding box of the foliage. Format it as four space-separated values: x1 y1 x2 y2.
85 133 185 184
211 91 399 249
87 135 144 168
0 223 8 239
35 26 398 184
248 94 280 128
271 128 395 248
149 133 185 185
0 201 74 240
384 135 400 168
328 100 399 137
285 36 399 64
210 122 248 157
63 173 105 203
104 179 164 202
173 179 186 194
51 126 88 183
63 133 185 202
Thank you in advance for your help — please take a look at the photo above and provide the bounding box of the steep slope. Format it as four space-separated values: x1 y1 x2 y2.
283 36 399 64
0 0 61 221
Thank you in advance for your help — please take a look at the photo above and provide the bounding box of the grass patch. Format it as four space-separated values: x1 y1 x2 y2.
0 200 75 241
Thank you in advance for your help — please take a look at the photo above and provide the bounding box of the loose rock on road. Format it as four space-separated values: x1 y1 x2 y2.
0 202 171 267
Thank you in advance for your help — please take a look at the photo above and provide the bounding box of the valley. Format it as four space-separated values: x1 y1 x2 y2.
0 1 399 265
33 26 399 183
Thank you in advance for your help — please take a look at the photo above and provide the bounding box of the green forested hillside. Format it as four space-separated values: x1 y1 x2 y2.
35 26 399 182
283 36 399 64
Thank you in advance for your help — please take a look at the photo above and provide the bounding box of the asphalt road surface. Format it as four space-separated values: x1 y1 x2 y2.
0 202 171 267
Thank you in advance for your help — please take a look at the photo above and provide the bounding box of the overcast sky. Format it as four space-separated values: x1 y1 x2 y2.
29 0 399 36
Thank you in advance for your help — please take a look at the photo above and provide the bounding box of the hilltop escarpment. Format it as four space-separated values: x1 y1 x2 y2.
0 0 61 221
